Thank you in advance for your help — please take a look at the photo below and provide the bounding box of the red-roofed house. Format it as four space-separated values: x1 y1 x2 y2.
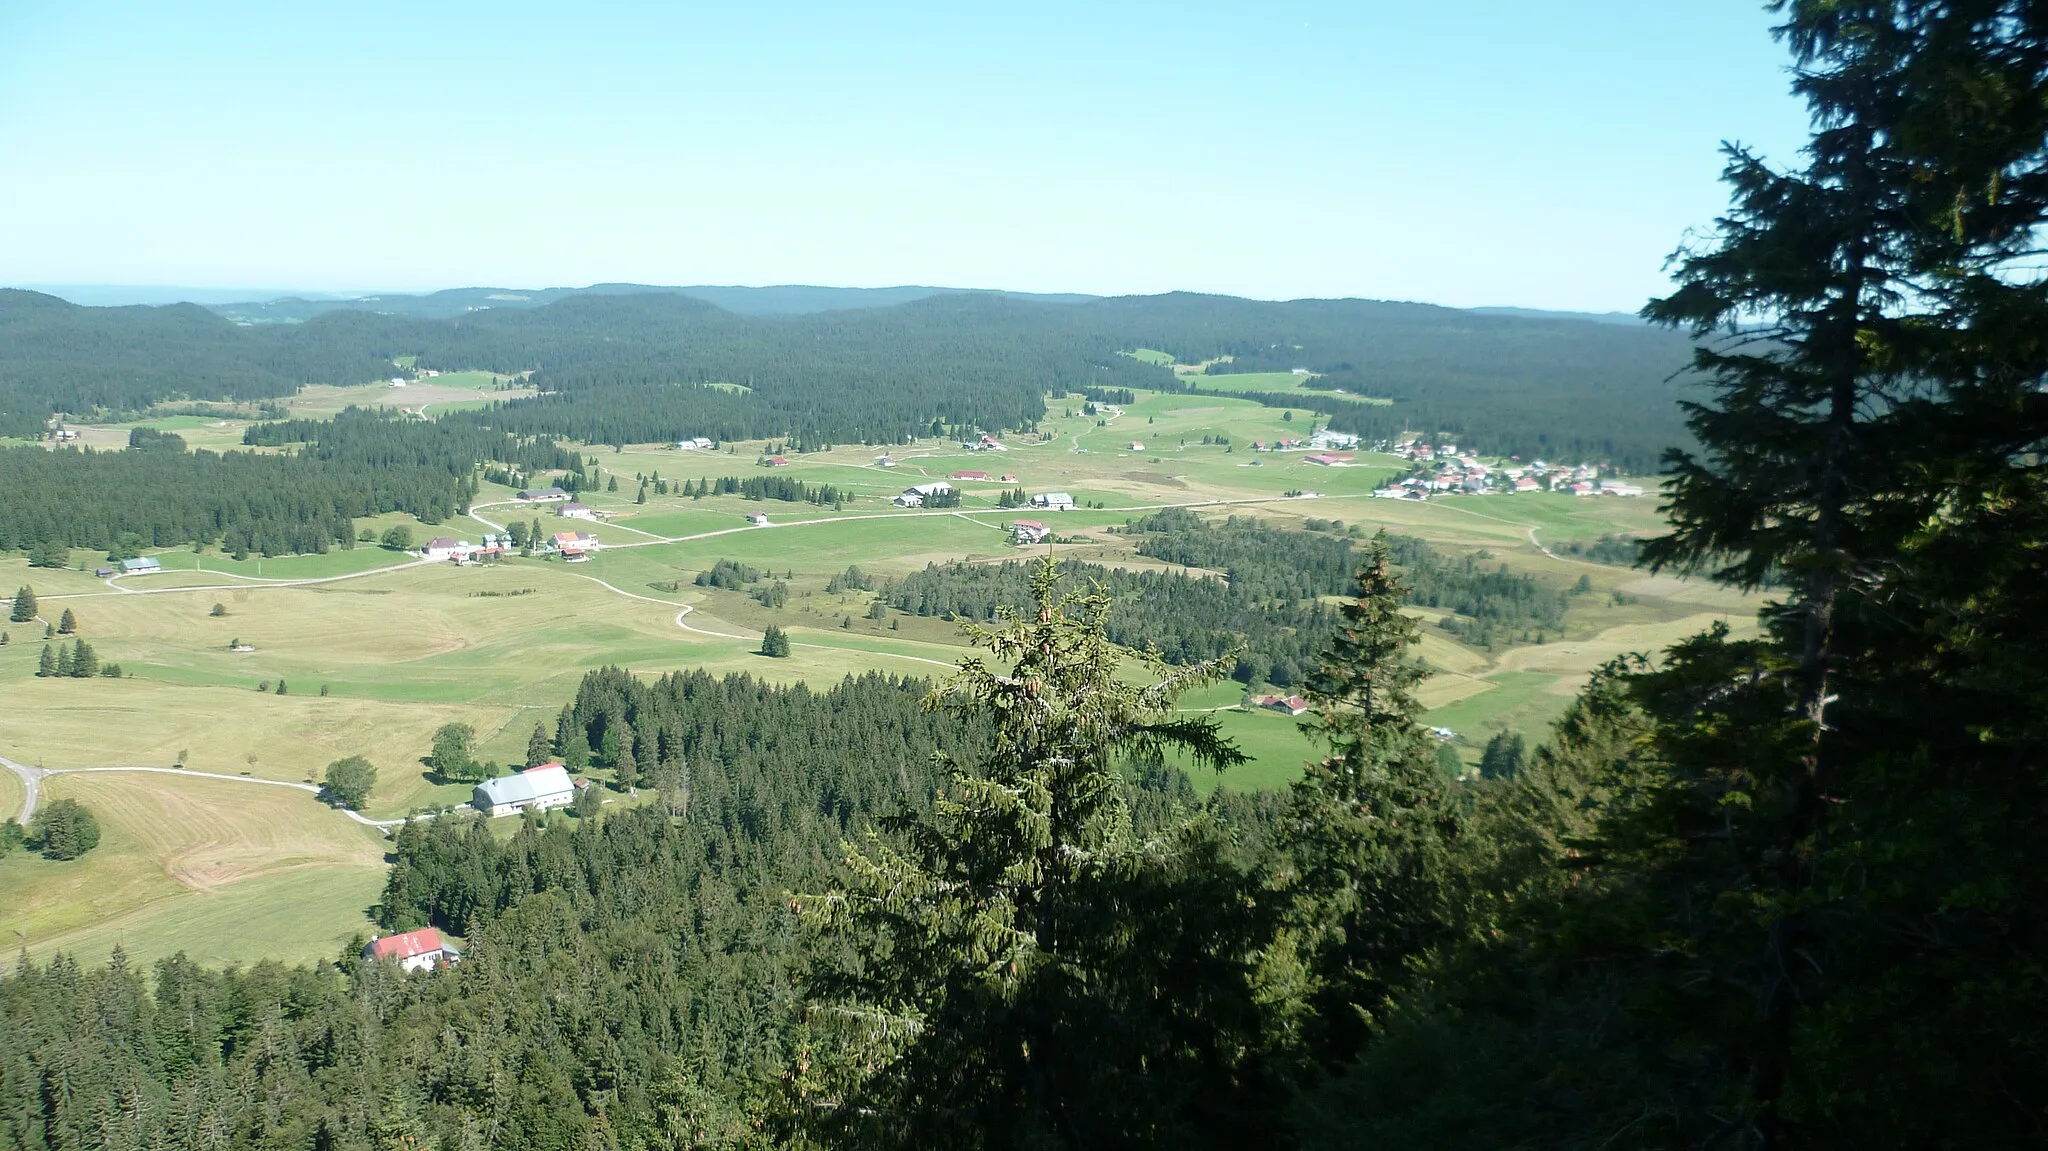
1012 519 1050 544
362 927 459 973
764 456 790 467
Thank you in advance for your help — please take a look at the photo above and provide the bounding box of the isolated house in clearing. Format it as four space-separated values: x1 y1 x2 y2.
362 926 460 973
557 502 599 520
516 486 569 502
894 481 952 507
1031 492 1075 510
119 557 162 574
473 763 577 817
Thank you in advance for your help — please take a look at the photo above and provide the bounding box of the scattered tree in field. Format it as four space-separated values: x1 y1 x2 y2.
274 678 287 695
759 624 790 657
432 723 478 780
30 798 100 860
323 755 377 809
68 639 98 678
9 586 35 623
210 602 228 617
256 680 270 693
0 819 22 855
56 609 76 635
380 525 413 551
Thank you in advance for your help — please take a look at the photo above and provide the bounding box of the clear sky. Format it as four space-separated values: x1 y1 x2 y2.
0 1 1811 311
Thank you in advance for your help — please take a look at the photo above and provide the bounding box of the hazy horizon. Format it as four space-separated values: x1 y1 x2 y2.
0 1 1807 313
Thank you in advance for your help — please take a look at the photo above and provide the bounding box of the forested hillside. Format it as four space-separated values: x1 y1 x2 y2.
0 291 391 437
0 412 583 558
3 285 1697 466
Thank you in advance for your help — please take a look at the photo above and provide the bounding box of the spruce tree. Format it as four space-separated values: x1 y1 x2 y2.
9 586 34 624
1270 531 1467 1068
37 644 55 677
797 556 1258 1147
56 609 76 635
526 722 552 767
69 639 97 678
54 645 72 677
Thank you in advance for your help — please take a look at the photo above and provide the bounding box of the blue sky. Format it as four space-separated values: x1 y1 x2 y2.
0 1 1809 310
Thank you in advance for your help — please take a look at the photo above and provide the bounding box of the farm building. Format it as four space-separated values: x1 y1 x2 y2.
675 436 713 450
876 455 900 467
746 513 770 526
764 456 790 467
94 566 116 577
551 531 599 556
422 538 473 562
894 481 952 508
952 470 988 481
1257 694 1311 716
362 927 460 973
557 502 599 520
516 487 569 502
1601 482 1646 498
1030 492 1075 510
473 763 577 818
1128 441 1145 451
1012 519 1050 544
119 557 162 574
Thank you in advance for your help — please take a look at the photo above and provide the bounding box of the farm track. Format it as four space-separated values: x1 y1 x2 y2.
0 757 418 829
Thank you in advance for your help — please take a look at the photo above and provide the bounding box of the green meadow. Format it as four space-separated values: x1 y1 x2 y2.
3 381 1749 968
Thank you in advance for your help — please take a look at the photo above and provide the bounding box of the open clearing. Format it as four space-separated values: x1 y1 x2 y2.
6 382 1750 966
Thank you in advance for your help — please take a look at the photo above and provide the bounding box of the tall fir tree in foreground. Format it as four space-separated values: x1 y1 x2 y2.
796 555 1265 1149
1265 531 1468 1069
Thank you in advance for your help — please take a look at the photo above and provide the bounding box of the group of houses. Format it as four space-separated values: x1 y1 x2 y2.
1376 442 1646 501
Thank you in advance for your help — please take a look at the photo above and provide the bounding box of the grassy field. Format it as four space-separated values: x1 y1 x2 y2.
5 380 1753 967
0 772 386 967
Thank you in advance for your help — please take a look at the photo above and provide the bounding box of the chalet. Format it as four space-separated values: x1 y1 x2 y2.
1257 694 1310 716
1031 492 1075 510
1372 487 1407 499
473 763 576 818
387 378 407 388
894 481 952 508
362 927 460 973
516 487 569 502
557 502 599 520
1128 441 1145 451
1012 519 1051 544
1513 476 1541 493
551 531 599 556
764 456 790 467
422 537 472 562
675 436 713 450
876 455 900 468
1570 482 1598 497
977 434 1006 451
119 557 162 574
1302 454 1340 466
1601 482 1646 498
94 566 116 577
53 428 79 441
952 470 989 481
1000 474 1018 483
746 513 770 526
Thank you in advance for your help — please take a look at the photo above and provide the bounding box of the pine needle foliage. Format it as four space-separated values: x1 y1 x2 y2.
795 554 1264 1149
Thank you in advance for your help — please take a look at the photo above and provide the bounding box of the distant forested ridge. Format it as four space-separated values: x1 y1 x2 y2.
2 286 1697 468
0 290 391 437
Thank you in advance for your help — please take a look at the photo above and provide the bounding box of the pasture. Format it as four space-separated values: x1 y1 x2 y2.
3 380 1751 967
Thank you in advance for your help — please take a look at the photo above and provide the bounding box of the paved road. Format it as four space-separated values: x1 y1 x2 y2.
1 753 44 824
0 756 425 829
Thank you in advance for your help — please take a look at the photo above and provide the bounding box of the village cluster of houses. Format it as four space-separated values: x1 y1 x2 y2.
420 529 598 563
1375 441 1645 501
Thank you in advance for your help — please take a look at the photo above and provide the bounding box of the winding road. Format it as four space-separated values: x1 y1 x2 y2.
1 756 418 829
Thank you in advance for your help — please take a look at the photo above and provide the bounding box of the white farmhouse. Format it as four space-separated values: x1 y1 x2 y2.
472 763 577 817
1030 492 1076 510
362 927 460 973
